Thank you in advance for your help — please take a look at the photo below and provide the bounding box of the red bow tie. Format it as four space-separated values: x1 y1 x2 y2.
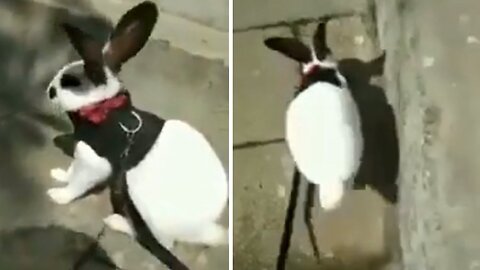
77 94 129 124
300 65 321 89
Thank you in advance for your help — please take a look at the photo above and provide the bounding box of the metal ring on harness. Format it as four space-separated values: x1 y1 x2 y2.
119 110 143 134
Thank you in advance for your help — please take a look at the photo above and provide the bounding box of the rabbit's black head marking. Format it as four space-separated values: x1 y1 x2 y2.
264 22 346 91
47 1 158 112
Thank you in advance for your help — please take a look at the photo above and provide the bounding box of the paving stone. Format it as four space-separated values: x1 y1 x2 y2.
233 27 298 144
233 143 295 270
99 229 229 270
234 14 398 270
0 225 114 270
121 40 229 168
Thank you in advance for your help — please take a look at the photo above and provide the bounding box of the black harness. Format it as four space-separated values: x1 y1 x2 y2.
57 93 190 270
110 111 190 270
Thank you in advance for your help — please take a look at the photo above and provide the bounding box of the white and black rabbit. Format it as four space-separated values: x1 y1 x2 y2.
264 22 363 211
45 1 228 265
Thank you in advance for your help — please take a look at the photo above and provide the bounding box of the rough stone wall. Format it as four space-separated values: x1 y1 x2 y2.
375 0 480 269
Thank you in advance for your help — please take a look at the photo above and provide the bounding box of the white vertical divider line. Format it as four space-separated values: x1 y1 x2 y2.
228 0 234 269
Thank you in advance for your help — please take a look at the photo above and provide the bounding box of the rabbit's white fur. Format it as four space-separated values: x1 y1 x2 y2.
286 63 362 210
48 141 112 204
47 61 122 112
46 62 118 205
47 61 228 247
48 115 228 247
126 120 228 247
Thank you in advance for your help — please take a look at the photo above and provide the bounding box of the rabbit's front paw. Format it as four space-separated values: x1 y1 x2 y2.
50 168 69 182
47 188 75 205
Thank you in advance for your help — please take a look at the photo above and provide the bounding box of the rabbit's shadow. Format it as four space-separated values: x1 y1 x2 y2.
339 53 399 204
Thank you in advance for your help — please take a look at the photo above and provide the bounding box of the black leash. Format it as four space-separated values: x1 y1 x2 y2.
275 167 323 270
111 111 190 270
304 183 321 264
275 39 325 268
276 167 301 270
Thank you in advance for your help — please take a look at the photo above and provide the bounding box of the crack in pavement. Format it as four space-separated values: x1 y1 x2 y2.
233 12 358 33
72 225 122 270
233 138 285 150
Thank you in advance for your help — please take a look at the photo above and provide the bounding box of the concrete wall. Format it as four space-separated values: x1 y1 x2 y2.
375 0 480 269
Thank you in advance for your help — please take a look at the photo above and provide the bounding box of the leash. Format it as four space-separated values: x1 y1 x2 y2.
304 183 321 264
113 111 190 270
275 160 322 269
276 167 301 270
276 61 323 268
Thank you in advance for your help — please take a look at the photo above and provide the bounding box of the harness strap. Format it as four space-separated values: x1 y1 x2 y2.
114 111 190 270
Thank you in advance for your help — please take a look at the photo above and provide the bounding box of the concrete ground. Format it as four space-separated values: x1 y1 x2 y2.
233 1 400 269
0 0 228 269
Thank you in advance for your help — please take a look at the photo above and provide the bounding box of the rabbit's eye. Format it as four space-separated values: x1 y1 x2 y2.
60 74 81 88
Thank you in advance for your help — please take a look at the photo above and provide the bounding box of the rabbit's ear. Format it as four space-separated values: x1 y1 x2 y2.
313 22 331 60
62 23 106 85
264 37 312 63
103 1 158 72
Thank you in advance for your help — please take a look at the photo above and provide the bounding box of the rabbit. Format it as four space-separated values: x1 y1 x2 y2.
45 0 228 259
264 22 363 211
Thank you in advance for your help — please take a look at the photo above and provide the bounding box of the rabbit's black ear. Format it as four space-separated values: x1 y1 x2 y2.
313 22 331 60
264 37 312 63
62 23 106 85
103 1 158 72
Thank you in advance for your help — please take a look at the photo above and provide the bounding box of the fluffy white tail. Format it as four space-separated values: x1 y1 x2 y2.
318 181 345 210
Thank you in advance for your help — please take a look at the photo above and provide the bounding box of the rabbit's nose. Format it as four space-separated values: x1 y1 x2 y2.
48 86 57 99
